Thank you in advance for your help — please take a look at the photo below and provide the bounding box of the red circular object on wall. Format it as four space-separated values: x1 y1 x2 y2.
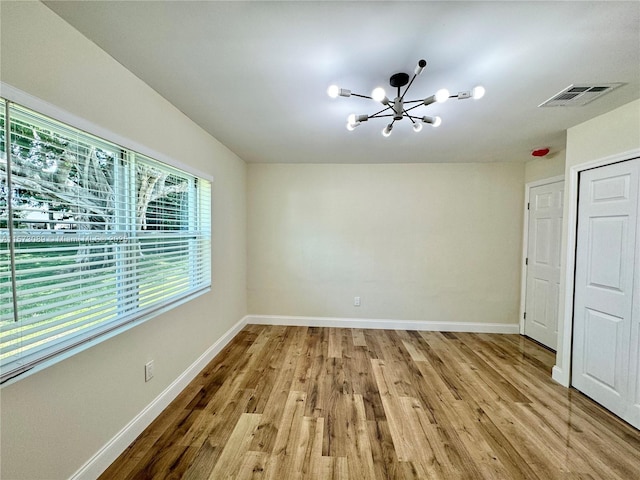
531 147 550 157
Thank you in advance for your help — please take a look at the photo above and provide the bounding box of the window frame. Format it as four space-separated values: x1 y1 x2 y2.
0 85 213 386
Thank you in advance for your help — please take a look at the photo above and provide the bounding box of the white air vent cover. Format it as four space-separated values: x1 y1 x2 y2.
539 83 623 107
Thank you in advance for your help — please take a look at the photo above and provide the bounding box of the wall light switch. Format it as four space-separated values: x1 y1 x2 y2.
354 296 361 307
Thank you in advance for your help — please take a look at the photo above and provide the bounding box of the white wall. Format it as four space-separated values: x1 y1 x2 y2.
554 99 640 385
248 162 525 325
0 3 247 479
565 100 640 170
524 150 566 184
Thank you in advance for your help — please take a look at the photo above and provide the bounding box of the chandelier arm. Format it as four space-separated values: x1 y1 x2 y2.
403 103 425 113
402 110 417 123
400 74 418 102
403 99 426 104
350 93 374 100
369 114 396 118
369 105 394 117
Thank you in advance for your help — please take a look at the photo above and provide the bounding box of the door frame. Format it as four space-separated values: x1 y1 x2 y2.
519 175 565 336
552 148 640 387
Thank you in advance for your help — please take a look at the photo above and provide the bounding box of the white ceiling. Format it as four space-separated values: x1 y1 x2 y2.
45 1 640 164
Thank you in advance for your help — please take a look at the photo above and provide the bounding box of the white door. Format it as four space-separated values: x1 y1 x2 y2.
572 158 640 429
524 180 564 350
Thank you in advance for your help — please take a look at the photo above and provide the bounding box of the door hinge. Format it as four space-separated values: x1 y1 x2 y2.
525 257 528 265
527 202 530 210
524 312 527 320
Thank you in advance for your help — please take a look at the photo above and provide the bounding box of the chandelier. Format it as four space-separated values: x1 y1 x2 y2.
327 59 485 136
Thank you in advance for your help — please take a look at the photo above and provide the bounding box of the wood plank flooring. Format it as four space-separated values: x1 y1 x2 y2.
99 326 640 479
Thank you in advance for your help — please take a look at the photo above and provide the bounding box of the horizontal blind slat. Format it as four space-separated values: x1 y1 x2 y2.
1 300 118 353
15 287 118 319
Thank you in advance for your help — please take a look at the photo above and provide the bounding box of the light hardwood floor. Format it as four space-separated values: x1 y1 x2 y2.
100 326 640 479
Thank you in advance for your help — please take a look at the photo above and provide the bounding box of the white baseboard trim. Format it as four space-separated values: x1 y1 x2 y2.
70 315 249 480
246 315 519 334
551 365 569 387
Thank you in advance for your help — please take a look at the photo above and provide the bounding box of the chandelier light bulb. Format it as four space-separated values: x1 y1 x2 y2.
372 87 386 103
346 115 368 131
327 85 340 98
435 89 450 103
422 116 442 127
472 85 486 100
412 122 423 132
382 124 393 137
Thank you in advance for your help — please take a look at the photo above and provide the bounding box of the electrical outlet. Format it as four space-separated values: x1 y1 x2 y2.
145 360 154 382
354 296 361 307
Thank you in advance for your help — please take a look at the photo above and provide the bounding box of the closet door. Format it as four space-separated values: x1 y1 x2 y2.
572 158 639 429
524 180 564 350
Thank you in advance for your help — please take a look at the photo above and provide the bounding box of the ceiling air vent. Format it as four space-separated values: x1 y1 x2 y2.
538 83 623 107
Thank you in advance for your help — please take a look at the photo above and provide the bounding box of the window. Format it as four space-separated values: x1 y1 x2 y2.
0 99 211 383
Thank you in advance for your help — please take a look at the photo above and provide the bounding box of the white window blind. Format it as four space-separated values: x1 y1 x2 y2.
0 100 211 383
